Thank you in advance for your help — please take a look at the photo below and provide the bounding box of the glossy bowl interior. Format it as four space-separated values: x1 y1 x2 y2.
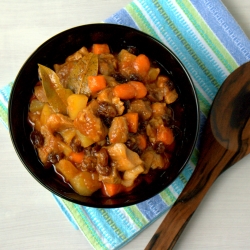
9 23 199 208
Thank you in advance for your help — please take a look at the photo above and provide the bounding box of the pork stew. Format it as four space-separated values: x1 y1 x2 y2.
28 43 184 198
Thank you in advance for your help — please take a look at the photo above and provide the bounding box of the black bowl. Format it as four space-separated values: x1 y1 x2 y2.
8 23 199 208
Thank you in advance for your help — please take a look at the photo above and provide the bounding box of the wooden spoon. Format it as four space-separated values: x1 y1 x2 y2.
145 61 250 250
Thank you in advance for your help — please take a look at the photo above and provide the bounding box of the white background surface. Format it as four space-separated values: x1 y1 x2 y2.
1 1 250 249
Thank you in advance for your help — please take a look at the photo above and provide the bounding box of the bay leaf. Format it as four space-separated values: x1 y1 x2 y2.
77 52 98 95
54 52 98 97
38 64 68 114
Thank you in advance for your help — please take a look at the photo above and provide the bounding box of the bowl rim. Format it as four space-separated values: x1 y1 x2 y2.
8 23 200 208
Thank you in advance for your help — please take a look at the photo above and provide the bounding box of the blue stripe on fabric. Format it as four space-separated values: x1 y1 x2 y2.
83 207 128 246
142 0 223 99
104 208 138 237
79 207 115 249
190 0 250 65
136 194 168 221
0 82 13 107
105 8 139 30
181 163 195 180
75 206 111 250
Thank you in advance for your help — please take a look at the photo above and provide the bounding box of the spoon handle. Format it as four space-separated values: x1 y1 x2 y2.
145 120 240 250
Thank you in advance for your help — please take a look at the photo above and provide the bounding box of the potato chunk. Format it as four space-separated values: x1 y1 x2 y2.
55 159 101 196
67 94 88 119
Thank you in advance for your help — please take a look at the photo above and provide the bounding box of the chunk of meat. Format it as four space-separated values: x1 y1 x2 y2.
97 87 113 103
156 76 178 104
117 49 137 77
128 100 152 121
98 54 118 75
74 102 108 142
151 102 168 117
98 164 122 184
54 46 89 80
146 117 164 144
46 113 74 133
37 125 63 164
104 75 119 87
122 164 144 187
65 47 89 62
108 117 129 144
141 150 165 174
106 143 145 187
97 88 124 115
107 143 144 171
145 82 164 102
37 113 75 164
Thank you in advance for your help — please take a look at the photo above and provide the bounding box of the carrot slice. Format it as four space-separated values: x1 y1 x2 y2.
102 183 123 197
69 151 85 164
136 134 147 150
88 75 107 93
129 81 147 99
113 83 136 99
133 54 151 76
124 112 139 133
156 125 174 145
91 44 110 54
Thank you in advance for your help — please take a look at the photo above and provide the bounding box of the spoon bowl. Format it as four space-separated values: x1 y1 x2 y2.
146 61 250 249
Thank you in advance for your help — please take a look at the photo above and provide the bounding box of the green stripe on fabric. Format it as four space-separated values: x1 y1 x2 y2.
193 82 211 116
98 209 127 241
0 104 8 126
160 187 177 206
178 172 188 185
61 200 107 250
125 3 160 39
153 0 220 90
177 0 238 73
190 147 199 166
124 205 148 229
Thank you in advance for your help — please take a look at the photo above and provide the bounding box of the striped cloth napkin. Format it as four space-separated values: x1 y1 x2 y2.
1 0 250 249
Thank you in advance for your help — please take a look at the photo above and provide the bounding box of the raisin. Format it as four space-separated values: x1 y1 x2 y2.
91 144 102 155
123 100 130 114
129 74 142 82
95 148 111 176
112 73 128 83
102 116 113 128
166 80 175 91
125 138 142 155
154 141 166 154
30 130 44 148
162 115 172 127
125 138 136 150
81 155 97 172
127 46 138 55
97 101 117 118
138 121 148 134
47 152 64 164
70 137 83 152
